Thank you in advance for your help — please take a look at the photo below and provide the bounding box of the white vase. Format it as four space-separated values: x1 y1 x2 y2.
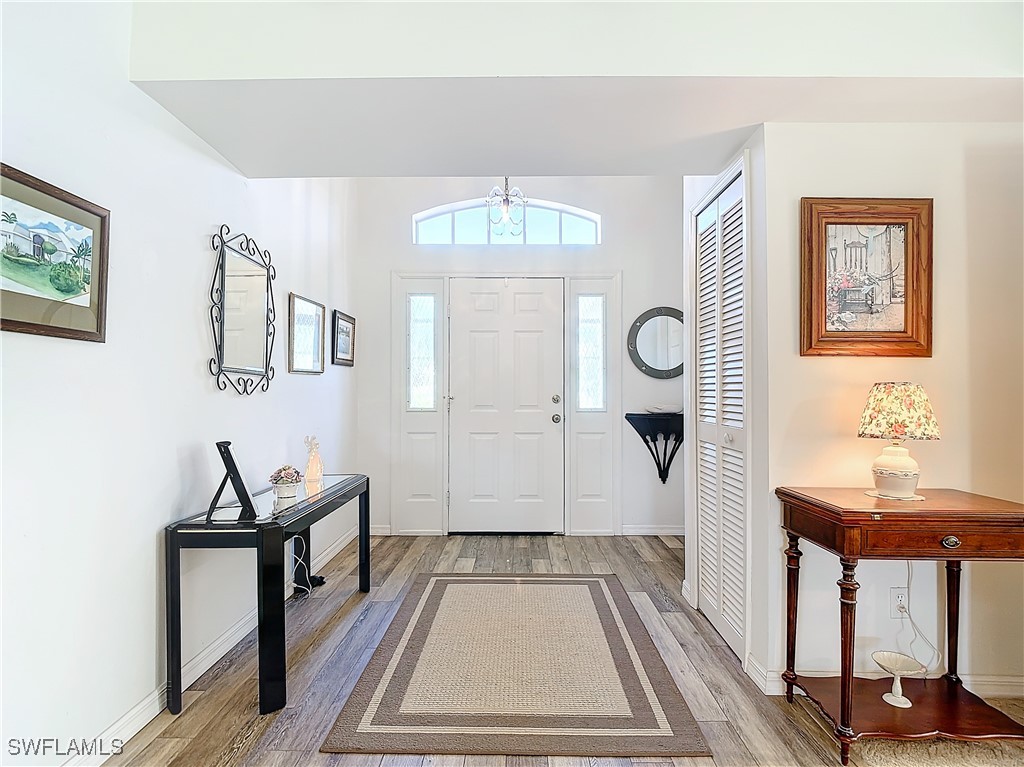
273 482 300 500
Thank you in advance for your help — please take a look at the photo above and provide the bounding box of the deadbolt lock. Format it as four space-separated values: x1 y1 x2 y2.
552 394 561 404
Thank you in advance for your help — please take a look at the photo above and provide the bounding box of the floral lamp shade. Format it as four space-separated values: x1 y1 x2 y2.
858 382 941 442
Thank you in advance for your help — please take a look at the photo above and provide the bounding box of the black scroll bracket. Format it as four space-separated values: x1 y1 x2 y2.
625 412 684 484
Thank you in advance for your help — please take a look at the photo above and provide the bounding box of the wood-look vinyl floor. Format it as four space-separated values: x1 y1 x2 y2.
113 536 1023 767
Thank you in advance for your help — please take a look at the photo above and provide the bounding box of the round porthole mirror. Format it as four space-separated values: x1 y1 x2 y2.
628 307 684 379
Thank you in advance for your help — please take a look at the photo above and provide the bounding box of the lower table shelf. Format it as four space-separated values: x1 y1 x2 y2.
795 675 1024 741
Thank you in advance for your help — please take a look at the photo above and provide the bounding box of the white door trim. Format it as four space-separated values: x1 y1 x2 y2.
390 271 622 536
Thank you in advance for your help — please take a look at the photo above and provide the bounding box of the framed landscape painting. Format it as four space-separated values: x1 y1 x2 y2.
1 164 109 342
332 310 355 366
800 197 932 356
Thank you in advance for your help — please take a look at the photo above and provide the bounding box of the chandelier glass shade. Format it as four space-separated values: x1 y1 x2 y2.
486 177 527 237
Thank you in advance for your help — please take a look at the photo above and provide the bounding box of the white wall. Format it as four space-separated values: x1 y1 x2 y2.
0 3 359 764
353 177 685 535
130 1 1023 80
747 123 1024 692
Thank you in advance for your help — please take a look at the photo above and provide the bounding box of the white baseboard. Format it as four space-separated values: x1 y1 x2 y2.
680 579 695 607
63 687 166 767
394 529 443 536
75 525 358 767
370 524 392 535
568 529 614 536
961 674 1024 697
177 524 357 691
311 524 358 571
621 525 686 536
181 605 257 691
744 658 1024 699
745 654 782 695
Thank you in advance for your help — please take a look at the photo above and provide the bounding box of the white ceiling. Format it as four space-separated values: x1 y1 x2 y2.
137 76 1022 178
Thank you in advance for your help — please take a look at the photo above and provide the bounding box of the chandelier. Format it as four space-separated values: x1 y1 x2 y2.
486 177 527 237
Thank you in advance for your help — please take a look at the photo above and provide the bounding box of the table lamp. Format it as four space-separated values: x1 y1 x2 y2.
858 382 940 500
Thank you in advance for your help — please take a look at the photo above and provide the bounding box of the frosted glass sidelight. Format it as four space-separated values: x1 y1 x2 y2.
408 294 436 409
577 295 606 410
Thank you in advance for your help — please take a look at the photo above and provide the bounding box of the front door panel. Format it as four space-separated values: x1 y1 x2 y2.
449 278 565 533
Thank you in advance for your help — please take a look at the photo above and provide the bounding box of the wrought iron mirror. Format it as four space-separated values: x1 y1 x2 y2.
208 224 275 394
627 306 684 379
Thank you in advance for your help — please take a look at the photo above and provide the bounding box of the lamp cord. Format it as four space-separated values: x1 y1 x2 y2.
292 535 312 599
898 561 943 674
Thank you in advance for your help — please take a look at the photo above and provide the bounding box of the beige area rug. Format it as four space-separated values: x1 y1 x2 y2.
856 737 1024 766
322 573 711 756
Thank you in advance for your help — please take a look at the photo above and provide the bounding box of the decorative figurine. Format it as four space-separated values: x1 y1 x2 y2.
872 650 927 709
304 435 324 484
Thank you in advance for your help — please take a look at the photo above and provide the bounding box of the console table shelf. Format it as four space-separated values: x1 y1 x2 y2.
795 675 1024 742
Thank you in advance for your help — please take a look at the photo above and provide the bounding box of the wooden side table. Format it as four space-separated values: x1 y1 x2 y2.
776 487 1024 765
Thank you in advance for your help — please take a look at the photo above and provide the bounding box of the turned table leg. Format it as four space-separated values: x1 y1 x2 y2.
946 560 962 683
838 558 860 766
783 532 802 703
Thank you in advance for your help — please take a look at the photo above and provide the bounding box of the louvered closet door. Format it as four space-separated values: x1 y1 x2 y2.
695 174 746 658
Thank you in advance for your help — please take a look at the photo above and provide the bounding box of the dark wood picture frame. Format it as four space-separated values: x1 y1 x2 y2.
332 309 355 366
801 197 932 357
287 292 325 374
0 164 110 342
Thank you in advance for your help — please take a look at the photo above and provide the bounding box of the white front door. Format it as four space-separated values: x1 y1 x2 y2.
448 278 565 533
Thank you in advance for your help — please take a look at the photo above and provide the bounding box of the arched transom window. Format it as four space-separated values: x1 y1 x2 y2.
413 198 602 246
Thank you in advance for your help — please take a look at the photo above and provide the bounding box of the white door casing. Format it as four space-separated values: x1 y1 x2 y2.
448 277 566 533
693 167 748 658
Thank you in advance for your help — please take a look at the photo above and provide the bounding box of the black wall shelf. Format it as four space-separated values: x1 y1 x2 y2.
625 412 684 484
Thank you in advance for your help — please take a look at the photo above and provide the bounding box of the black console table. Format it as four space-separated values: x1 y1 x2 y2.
165 473 370 715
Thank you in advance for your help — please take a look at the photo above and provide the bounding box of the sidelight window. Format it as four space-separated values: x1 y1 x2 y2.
408 294 436 410
577 295 606 411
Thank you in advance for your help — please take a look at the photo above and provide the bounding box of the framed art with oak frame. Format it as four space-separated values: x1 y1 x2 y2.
801 197 932 357
1 164 109 342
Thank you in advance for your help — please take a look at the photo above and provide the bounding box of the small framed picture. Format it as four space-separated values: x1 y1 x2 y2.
1 164 110 342
288 292 325 374
332 310 355 366
800 197 932 356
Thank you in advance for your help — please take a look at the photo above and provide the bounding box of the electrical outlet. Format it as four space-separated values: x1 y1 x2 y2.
890 587 909 618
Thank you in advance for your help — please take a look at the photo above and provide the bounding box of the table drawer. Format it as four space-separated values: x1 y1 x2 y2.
863 528 1024 557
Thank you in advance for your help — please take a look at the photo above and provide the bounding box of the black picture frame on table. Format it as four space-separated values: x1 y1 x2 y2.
0 164 110 342
332 309 355 366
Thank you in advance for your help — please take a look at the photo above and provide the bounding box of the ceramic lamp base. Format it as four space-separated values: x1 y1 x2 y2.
869 442 923 500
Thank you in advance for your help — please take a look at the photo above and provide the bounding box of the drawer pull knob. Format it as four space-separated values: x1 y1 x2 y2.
941 535 962 549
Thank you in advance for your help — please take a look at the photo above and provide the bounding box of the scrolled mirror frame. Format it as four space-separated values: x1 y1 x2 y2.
208 224 276 395
627 306 684 379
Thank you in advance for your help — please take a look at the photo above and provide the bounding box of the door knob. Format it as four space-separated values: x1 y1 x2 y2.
552 414 562 424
